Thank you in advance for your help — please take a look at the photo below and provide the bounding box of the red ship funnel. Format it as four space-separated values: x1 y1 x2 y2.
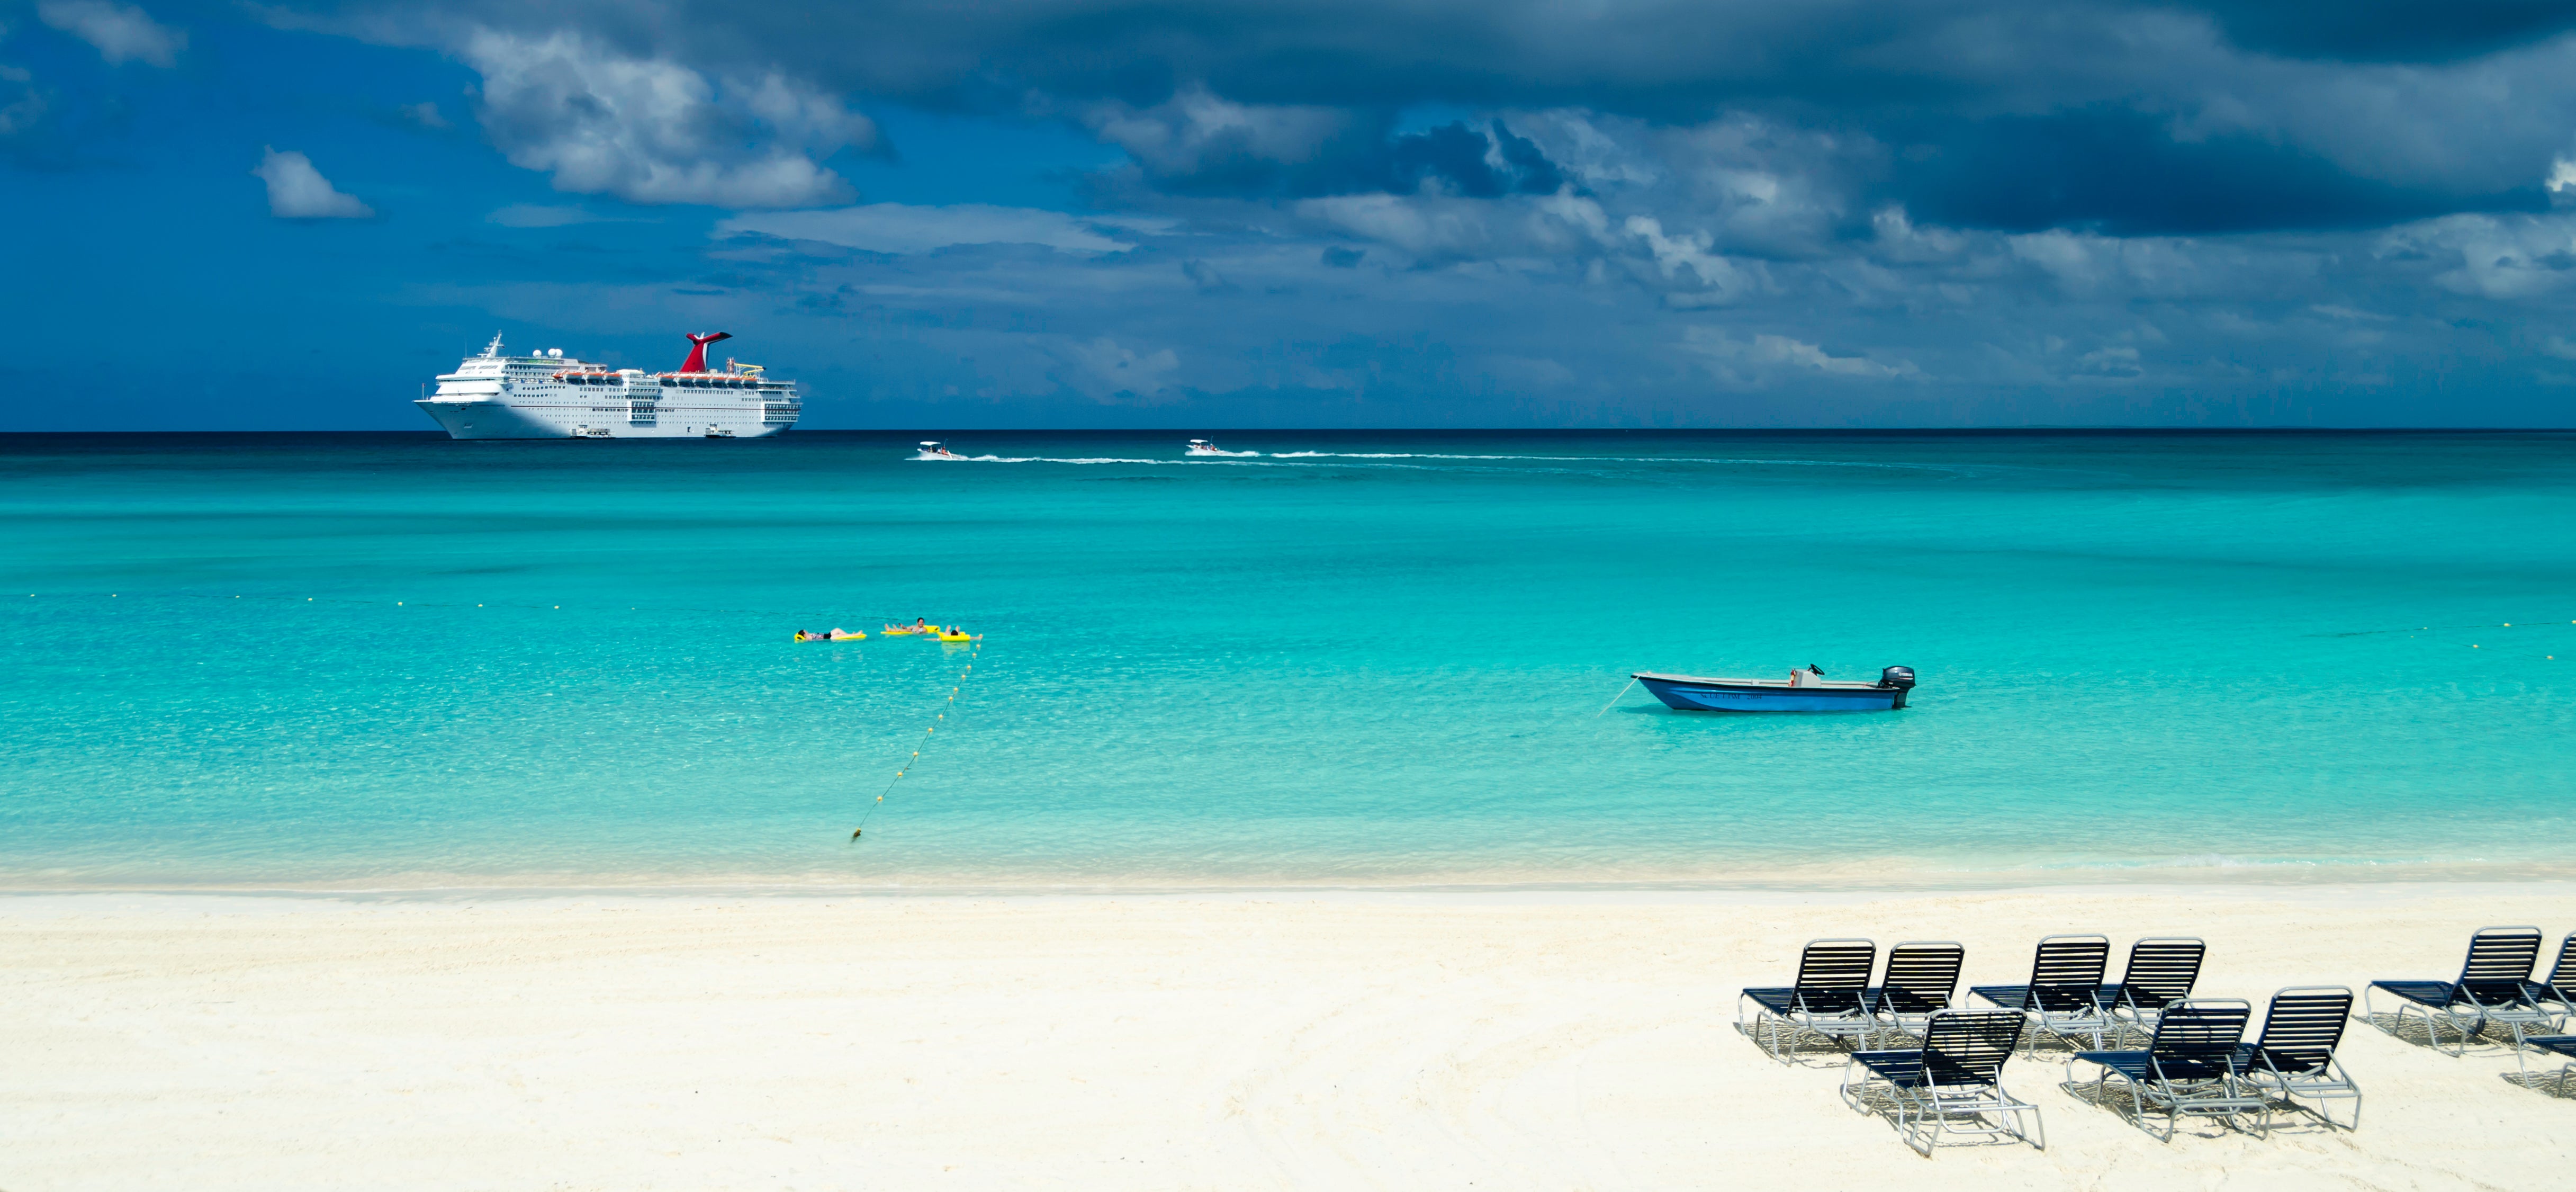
681 331 733 373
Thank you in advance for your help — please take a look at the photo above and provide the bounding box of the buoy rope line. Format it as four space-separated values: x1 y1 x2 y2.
851 639 981 842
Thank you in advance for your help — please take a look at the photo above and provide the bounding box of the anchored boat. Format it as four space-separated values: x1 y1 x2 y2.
1632 666 1916 713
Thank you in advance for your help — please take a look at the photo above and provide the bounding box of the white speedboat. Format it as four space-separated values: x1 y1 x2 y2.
917 441 963 459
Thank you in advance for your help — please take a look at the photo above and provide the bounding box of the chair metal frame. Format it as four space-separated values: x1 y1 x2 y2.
1738 938 1878 1063
2066 999 2268 1141
2515 1034 2576 1096
2364 925 2553 1054
1864 940 1966 1047
1840 1009 2046 1157
2099 937 2206 1041
2237 986 2362 1131
1971 934 2114 1051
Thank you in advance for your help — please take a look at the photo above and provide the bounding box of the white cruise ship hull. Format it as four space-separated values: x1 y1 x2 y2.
415 397 793 440
417 334 801 440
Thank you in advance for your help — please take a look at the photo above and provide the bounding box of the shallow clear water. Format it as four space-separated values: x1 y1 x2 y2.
3 431 2572 889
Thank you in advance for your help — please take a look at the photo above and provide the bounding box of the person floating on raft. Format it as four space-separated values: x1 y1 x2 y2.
794 628 866 641
881 617 935 635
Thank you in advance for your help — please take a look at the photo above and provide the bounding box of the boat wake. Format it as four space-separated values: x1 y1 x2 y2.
915 453 1193 464
907 448 1968 474
1266 451 1952 471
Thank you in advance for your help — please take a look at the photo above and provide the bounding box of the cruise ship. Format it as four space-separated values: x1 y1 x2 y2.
416 331 801 439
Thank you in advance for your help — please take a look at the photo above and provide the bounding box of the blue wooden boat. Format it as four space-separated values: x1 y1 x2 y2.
1632 666 1916 713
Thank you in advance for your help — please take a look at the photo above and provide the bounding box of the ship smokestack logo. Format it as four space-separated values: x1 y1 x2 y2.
681 331 733 373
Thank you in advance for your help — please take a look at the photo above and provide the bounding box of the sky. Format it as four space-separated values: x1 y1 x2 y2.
5 1 2576 428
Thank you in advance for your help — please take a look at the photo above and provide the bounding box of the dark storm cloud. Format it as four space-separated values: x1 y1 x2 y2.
345 0 2576 106
1124 116 1570 199
2208 0 2576 60
275 0 2576 234
1888 106 2544 235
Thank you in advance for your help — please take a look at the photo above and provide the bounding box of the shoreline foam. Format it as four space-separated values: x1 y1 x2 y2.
6 854 2575 901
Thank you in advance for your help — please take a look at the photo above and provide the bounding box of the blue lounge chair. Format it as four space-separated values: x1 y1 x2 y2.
2236 987 2361 1131
1840 1009 2045 1156
1972 934 2113 1050
1865 940 1965 1046
2517 1035 2576 1096
2524 933 2574 1023
2097 937 2205 1040
1739 938 1877 1063
2365 926 2552 1054
2067 999 2267 1141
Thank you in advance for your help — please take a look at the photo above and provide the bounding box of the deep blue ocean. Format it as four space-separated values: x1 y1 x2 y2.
3 431 2570 890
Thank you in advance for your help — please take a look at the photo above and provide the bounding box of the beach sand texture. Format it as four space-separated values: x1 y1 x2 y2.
3 887 2570 1190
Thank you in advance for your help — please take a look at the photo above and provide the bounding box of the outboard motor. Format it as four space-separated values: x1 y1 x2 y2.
1878 666 1917 709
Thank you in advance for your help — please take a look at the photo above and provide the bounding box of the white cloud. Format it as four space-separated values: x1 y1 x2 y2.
1869 206 1965 263
461 28 873 208
1287 190 1627 269
1083 84 1350 177
718 203 1141 255
2384 212 2576 299
37 0 182 67
1059 336 1181 401
251 147 374 219
1299 193 1498 258
399 101 449 130
488 203 609 228
0 65 44 137
1624 216 1759 304
1513 110 1661 190
2075 344 2145 378
2542 335 2576 361
2009 229 2106 290
1680 327 1921 382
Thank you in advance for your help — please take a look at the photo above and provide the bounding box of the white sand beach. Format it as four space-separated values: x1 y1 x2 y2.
3 885 2570 1190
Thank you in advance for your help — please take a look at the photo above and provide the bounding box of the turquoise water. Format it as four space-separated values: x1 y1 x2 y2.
3 431 2572 890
